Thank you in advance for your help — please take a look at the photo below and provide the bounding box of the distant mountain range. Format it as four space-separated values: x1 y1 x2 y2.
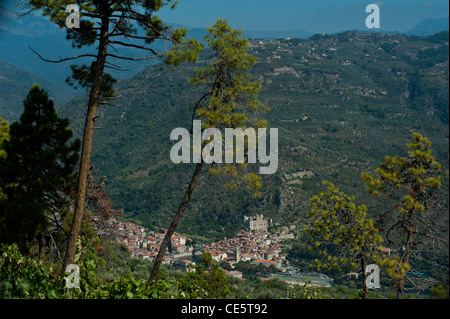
177 25 314 41
405 17 450 36
168 17 449 40
0 6 61 37
0 7 156 87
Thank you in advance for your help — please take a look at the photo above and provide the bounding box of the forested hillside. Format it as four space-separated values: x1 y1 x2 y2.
0 61 74 120
59 31 449 247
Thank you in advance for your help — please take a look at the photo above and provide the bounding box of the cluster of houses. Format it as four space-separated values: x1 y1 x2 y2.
203 228 294 271
103 217 193 264
93 214 295 278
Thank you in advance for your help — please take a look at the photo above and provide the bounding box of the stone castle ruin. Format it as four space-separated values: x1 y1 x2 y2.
244 214 272 232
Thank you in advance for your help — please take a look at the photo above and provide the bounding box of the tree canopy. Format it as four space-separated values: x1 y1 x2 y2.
362 132 446 298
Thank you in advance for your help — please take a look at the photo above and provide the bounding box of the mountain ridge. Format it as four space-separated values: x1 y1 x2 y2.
0 60 74 120
0 5 448 91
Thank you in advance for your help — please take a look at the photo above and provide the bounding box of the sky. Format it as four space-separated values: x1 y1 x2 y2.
156 0 449 33
1 0 449 34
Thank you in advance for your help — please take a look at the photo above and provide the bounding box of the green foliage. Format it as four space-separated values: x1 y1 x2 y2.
227 275 325 299
431 284 449 299
165 37 204 67
191 19 265 129
305 181 384 272
65 64 117 98
233 260 280 281
103 274 168 299
65 20 97 49
0 243 65 298
0 116 9 203
362 132 443 204
190 19 267 196
0 115 9 160
175 252 231 299
286 282 326 299
0 243 232 299
0 84 80 252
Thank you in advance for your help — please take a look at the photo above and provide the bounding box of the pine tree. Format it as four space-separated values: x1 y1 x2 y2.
24 0 202 272
0 84 80 254
305 181 384 299
149 19 266 282
362 132 445 299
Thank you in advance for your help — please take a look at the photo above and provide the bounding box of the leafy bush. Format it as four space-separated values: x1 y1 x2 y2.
0 243 229 299
0 243 65 298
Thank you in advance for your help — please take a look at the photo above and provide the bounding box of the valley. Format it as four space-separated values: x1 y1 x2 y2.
58 31 448 244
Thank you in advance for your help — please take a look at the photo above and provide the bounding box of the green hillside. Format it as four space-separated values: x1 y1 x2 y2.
0 60 75 121
60 31 449 244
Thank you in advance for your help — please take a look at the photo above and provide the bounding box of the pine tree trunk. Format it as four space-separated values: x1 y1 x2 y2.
37 233 46 258
61 17 109 274
149 161 203 283
361 256 368 299
397 228 414 299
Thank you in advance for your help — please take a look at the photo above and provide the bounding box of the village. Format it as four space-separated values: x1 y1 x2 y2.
96 214 297 279
101 217 193 264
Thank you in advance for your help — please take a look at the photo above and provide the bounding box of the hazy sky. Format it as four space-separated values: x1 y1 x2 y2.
157 0 449 33
1 0 449 33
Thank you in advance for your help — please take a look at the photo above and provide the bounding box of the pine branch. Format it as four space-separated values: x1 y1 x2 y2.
29 47 97 63
106 53 162 61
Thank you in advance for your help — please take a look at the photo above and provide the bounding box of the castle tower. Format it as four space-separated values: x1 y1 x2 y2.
235 247 241 262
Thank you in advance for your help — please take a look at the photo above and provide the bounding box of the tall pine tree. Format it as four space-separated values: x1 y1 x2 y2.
362 132 445 299
149 19 265 282
0 84 80 255
24 0 202 271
